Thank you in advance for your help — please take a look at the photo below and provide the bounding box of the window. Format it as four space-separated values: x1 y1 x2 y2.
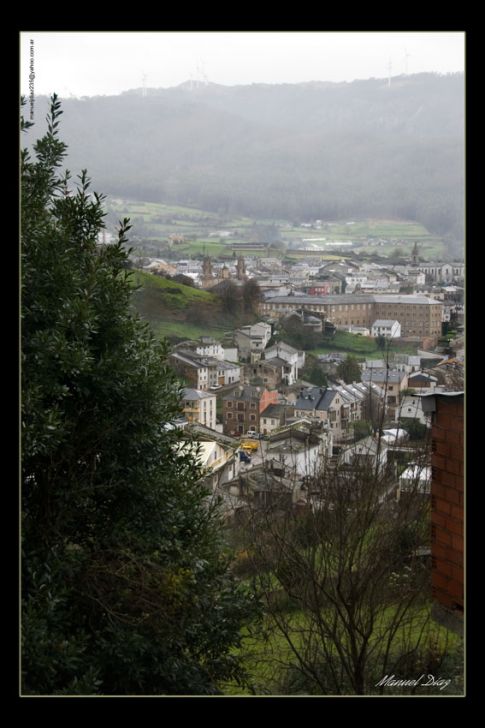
238 414 244 422
250 414 256 422
227 401 232 408
227 413 232 419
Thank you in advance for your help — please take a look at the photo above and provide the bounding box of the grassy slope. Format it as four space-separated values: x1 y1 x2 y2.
130 269 227 340
313 331 419 359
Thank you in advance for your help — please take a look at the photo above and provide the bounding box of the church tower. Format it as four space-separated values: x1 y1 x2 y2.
411 241 419 267
201 256 214 287
236 255 247 281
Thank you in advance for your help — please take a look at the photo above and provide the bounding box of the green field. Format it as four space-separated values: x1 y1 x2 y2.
220 604 461 696
130 269 216 306
313 331 419 359
129 269 231 342
107 199 445 262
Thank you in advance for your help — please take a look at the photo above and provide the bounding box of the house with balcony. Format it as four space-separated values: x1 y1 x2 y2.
170 350 241 390
181 388 217 430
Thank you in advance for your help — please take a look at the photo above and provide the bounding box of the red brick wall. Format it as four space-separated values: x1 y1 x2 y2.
431 397 464 611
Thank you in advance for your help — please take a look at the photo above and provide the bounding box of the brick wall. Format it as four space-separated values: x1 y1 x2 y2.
431 396 464 612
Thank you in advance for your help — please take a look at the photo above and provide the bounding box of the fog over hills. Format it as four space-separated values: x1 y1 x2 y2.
27 73 464 252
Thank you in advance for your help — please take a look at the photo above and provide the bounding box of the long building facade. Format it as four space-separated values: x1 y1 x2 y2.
259 294 443 340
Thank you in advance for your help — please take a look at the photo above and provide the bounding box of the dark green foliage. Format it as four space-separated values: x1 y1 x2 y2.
353 420 373 442
21 96 257 695
336 354 362 384
399 417 428 442
241 278 262 315
279 317 321 351
376 335 387 351
300 353 328 387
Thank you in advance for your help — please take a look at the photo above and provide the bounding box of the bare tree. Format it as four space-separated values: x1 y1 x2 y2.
237 436 455 695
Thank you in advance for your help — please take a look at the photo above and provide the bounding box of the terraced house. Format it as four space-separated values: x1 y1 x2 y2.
222 385 278 436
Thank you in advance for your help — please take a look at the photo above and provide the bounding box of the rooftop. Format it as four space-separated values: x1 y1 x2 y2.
263 294 442 306
372 319 400 327
361 369 407 384
182 388 215 401
295 387 337 412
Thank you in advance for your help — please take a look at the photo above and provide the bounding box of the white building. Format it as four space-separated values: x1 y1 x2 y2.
181 388 217 430
234 322 273 362
398 464 431 497
179 424 241 492
266 426 332 479
263 341 305 385
193 337 225 360
371 319 401 339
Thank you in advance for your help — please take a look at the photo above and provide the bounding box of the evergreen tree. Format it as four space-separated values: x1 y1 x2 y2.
336 354 362 384
21 96 256 695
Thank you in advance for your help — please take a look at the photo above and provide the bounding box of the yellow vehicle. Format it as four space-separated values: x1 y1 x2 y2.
240 439 259 452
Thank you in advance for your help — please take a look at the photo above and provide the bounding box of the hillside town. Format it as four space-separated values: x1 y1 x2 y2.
22 29 466 696
155 241 464 641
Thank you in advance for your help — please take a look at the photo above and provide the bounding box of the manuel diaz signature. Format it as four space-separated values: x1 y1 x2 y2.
376 674 451 691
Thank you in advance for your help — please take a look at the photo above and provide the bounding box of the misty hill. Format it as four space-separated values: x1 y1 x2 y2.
28 74 464 250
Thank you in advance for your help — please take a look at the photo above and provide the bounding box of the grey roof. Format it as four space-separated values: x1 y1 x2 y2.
182 388 214 400
267 428 321 451
295 387 337 412
408 371 438 381
185 422 239 447
263 293 442 306
365 359 386 368
263 294 374 305
223 385 263 402
260 403 293 419
258 356 288 368
265 341 300 354
372 319 400 327
361 369 407 384
372 295 442 305
170 352 207 369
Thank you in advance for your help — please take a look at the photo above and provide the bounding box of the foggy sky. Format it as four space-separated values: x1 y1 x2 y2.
20 31 465 99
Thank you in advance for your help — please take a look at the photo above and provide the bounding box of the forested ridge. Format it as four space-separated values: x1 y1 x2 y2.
26 73 464 249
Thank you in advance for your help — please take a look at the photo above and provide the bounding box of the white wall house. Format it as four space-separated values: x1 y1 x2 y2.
264 341 305 385
398 464 431 497
182 388 217 430
398 395 430 427
194 338 225 360
266 428 332 478
234 322 272 362
218 361 241 386
371 319 401 338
